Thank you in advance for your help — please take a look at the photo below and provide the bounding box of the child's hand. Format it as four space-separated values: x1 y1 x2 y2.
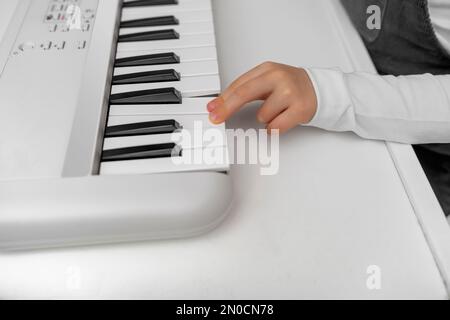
207 62 318 134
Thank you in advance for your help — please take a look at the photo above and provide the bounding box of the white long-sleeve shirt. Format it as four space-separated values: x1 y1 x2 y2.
305 1 450 144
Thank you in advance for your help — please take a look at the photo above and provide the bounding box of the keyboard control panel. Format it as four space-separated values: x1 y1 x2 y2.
12 0 98 55
0 0 101 181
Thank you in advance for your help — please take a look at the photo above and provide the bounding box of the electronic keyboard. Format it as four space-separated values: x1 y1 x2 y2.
0 0 233 250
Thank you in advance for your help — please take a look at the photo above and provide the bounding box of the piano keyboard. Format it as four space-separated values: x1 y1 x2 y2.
101 0 228 175
0 0 234 249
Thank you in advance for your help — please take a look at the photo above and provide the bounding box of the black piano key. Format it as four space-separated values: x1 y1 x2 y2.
110 87 182 105
119 29 179 42
105 120 182 138
121 16 179 28
102 143 182 162
115 52 180 67
123 0 178 7
113 69 181 85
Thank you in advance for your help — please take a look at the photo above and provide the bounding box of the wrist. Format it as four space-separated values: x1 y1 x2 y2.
302 67 353 131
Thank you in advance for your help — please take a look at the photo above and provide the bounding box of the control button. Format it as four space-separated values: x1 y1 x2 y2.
83 12 95 20
54 41 66 50
82 23 91 32
40 41 52 50
18 42 35 51
60 25 71 32
76 40 87 50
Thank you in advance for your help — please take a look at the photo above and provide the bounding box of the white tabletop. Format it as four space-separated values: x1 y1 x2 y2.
0 0 448 299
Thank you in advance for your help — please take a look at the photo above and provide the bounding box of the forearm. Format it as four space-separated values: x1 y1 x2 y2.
305 68 450 144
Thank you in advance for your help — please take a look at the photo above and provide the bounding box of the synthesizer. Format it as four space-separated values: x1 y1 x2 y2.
0 0 233 250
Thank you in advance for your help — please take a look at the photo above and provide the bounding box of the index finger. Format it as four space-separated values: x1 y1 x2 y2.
221 62 275 100
209 72 275 124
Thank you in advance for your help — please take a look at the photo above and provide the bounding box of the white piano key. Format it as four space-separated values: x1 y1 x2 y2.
107 114 218 129
103 126 227 150
122 3 212 16
114 60 219 77
119 21 214 36
100 146 229 175
109 97 212 116
121 9 213 24
115 46 218 62
110 74 221 97
117 33 215 51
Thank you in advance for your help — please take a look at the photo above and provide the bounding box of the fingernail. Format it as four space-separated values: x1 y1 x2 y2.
209 112 221 124
207 98 221 112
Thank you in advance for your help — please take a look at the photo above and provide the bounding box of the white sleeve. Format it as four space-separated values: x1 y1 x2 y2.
304 68 450 144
